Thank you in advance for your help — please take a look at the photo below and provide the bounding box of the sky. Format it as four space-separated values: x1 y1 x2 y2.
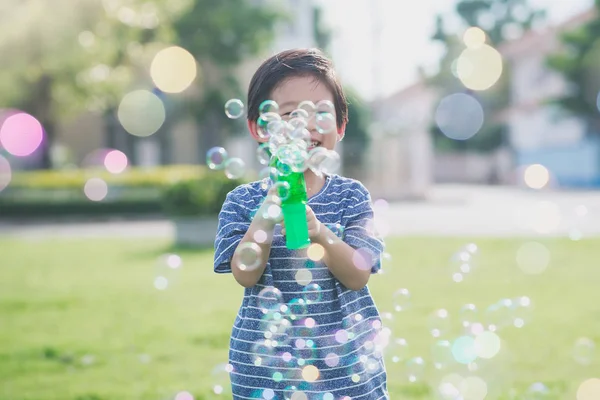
317 0 593 101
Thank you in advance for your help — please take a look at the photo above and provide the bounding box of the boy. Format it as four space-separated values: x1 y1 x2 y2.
214 48 389 399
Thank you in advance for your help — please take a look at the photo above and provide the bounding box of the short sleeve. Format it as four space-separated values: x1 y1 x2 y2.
342 183 385 274
214 186 253 273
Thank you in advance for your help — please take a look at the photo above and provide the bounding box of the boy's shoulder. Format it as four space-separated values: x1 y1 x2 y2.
328 174 371 197
226 180 268 202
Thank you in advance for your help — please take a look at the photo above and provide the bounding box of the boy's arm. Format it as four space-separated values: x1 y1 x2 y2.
230 188 281 288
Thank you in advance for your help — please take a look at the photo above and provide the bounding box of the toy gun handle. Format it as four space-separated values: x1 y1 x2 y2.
270 156 311 250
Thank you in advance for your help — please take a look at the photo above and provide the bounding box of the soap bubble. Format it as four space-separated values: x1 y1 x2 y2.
237 242 262 271
406 357 426 382
211 363 233 396
224 157 246 179
387 338 409 363
259 100 279 115
428 308 451 338
432 340 454 370
256 143 272 165
573 337 595 365
316 100 335 115
154 254 182 291
257 287 284 314
435 93 484 141
316 112 336 134
206 147 228 170
225 99 245 119
459 303 479 328
392 288 411 312
297 100 316 116
302 283 323 303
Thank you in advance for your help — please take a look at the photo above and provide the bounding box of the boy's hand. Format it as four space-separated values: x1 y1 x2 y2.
280 205 322 241
254 186 283 228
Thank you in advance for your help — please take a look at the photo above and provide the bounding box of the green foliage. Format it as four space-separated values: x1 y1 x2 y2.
546 3 600 134
160 173 242 217
342 88 371 179
428 0 545 153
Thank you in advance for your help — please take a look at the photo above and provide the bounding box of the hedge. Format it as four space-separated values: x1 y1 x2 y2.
0 165 247 219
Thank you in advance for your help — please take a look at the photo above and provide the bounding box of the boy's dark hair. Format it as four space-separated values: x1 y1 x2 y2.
247 48 349 129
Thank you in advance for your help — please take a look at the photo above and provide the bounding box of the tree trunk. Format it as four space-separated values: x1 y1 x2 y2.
21 74 54 169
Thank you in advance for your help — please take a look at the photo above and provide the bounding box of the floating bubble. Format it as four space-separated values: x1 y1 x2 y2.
297 100 316 116
452 336 478 364
457 44 503 91
435 93 484 140
438 373 464 400
0 112 44 157
259 100 279 115
429 308 451 338
237 242 262 271
387 338 409 363
320 150 341 175
289 109 310 120
104 150 128 174
150 46 197 93
573 337 595 365
225 99 245 119
511 296 533 328
302 283 323 303
257 112 281 139
84 178 108 202
272 181 290 201
316 113 336 134
252 340 276 366
154 253 182 290
324 352 340 367
118 90 165 137
484 299 514 331
294 269 312 286
459 376 488 400
463 26 487 49
211 363 233 396
577 378 600 400
432 340 454 370
256 143 271 165
459 304 478 328
0 155 11 192
288 298 308 319
393 288 411 312
316 100 335 115
523 164 550 189
224 157 246 179
406 357 426 382
257 287 284 314
516 242 550 275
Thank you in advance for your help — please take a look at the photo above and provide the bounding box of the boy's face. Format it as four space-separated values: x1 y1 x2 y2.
249 75 345 151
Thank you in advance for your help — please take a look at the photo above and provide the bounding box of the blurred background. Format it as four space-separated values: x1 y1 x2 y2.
1 0 599 399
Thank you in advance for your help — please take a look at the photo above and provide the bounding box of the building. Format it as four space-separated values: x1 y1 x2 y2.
498 8 600 187
366 81 436 200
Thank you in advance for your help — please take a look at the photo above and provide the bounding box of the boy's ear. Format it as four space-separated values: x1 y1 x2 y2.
337 122 346 142
247 120 268 143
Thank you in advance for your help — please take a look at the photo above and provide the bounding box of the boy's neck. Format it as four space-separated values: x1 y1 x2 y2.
304 169 326 199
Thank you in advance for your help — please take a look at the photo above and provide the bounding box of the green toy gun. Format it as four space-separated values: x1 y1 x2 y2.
269 151 311 250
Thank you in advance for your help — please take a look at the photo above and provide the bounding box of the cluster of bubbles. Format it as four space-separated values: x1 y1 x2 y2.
205 97 342 184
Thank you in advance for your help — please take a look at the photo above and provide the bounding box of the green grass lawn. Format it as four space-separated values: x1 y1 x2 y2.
0 236 598 400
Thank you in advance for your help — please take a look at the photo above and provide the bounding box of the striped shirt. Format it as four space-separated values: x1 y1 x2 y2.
214 174 389 399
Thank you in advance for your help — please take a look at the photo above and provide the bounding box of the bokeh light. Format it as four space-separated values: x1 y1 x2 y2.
435 93 484 140
474 331 501 359
523 164 550 189
104 150 128 174
307 243 325 261
174 391 194 400
457 44 503 91
118 90 165 137
237 242 262 271
0 112 44 157
516 242 550 275
84 178 108 202
573 337 595 365
0 155 11 192
150 46 198 93
577 378 600 400
463 27 487 49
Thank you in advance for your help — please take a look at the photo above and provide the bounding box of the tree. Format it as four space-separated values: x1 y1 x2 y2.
0 0 284 168
428 0 545 153
172 0 284 156
547 1 600 136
